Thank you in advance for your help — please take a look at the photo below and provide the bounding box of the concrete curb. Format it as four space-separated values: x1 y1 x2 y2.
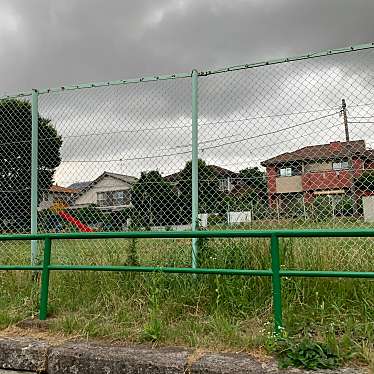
0 337 368 373
48 342 190 374
0 337 48 372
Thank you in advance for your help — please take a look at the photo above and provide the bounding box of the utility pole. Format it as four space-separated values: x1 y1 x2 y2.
341 99 357 216
342 99 350 142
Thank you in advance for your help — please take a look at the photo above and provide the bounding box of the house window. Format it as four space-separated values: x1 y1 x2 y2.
332 160 349 171
97 192 107 206
97 190 130 207
279 167 292 177
219 178 231 192
113 191 125 205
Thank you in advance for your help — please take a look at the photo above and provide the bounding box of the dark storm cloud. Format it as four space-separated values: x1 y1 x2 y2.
1 0 374 94
1 0 374 185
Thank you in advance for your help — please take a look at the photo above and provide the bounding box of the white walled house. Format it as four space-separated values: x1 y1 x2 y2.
73 171 138 211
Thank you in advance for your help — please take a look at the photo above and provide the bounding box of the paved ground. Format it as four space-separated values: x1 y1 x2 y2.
0 335 369 374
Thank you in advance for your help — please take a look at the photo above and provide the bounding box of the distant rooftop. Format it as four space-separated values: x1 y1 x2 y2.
68 181 92 190
261 140 373 166
50 185 79 194
74 171 138 197
164 164 237 181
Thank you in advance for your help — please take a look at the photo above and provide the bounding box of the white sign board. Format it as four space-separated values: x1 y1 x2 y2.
362 196 374 222
198 213 208 228
227 211 251 224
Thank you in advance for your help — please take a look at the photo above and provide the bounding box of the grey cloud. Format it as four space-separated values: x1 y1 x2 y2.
1 0 374 186
1 0 374 94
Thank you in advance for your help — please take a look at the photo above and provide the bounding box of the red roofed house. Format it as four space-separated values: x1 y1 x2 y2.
260 140 374 212
39 184 79 210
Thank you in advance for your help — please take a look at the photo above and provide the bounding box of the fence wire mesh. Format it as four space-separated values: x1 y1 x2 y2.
1 44 374 269
199 48 374 229
197 47 374 267
37 78 192 265
0 97 32 234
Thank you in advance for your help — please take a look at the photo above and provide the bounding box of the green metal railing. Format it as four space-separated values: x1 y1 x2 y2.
0 228 373 334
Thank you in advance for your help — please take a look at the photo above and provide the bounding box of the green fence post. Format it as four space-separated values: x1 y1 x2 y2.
191 69 199 269
31 89 39 266
39 237 52 320
270 234 283 334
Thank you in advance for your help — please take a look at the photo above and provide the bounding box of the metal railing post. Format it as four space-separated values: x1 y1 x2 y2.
270 234 283 334
39 237 52 320
31 89 39 266
191 70 199 268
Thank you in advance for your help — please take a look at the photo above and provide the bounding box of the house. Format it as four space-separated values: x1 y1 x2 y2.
39 185 79 210
164 164 240 193
212 165 241 192
260 140 374 211
73 171 138 211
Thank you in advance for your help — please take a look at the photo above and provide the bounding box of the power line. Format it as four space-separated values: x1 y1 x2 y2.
349 116 374 119
347 101 374 109
49 105 342 140
159 111 340 151
60 112 339 163
199 112 339 151
61 149 192 163
54 122 345 185
200 122 343 166
0 105 352 148
199 106 340 126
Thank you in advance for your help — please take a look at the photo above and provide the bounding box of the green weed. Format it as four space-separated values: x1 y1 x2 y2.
0 230 372 367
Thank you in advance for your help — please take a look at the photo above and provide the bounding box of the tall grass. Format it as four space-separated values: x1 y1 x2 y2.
0 234 372 366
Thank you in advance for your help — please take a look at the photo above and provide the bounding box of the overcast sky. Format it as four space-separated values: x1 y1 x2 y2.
1 0 373 93
1 0 374 186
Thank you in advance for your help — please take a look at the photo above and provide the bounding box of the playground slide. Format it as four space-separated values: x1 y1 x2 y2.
57 210 93 232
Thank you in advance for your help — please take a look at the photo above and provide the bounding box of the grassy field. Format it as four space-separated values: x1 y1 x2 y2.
0 225 373 368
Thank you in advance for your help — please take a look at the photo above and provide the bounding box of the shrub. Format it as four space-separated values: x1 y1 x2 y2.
207 214 226 226
268 337 342 369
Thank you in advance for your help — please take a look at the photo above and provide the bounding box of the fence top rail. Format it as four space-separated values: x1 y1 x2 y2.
2 228 374 241
1 41 373 100
199 41 374 76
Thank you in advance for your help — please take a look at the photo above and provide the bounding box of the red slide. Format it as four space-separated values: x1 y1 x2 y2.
57 211 93 232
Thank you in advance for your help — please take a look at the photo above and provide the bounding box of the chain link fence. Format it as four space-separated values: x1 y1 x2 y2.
1 43 374 271
199 48 374 230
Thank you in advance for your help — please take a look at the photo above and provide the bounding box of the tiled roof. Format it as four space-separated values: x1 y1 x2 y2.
49 185 79 194
261 140 369 166
209 165 238 177
104 171 138 183
74 171 138 198
164 165 237 181
68 181 92 190
69 172 138 192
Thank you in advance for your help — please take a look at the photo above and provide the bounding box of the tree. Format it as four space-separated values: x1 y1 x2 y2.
224 167 268 220
238 167 267 199
176 159 225 223
66 205 109 229
354 171 374 192
131 171 177 227
106 208 133 231
0 99 62 231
